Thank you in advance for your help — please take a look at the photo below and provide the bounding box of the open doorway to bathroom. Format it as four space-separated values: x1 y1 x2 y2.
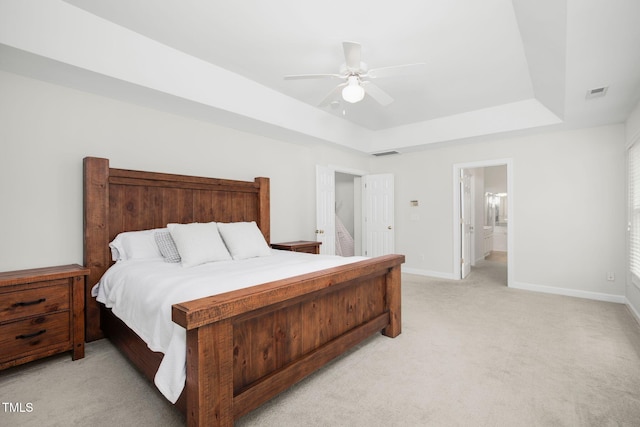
453 159 513 287
481 166 508 264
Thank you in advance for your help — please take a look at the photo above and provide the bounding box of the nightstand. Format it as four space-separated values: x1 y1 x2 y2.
271 240 322 254
0 264 89 370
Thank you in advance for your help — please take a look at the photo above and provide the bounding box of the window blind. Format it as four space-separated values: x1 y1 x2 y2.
629 141 640 282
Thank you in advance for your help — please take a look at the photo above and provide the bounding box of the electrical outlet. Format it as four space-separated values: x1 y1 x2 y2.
607 272 615 282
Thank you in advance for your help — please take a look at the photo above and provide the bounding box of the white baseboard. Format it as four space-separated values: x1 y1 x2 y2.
401 268 629 305
402 267 457 280
626 298 640 325
511 281 626 304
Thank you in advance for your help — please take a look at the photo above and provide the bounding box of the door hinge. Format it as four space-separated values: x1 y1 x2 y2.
460 258 464 265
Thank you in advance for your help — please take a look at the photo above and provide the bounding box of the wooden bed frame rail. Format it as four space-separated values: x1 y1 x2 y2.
174 253 403 424
83 157 404 426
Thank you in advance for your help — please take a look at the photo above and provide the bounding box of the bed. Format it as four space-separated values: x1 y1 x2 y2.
83 157 404 426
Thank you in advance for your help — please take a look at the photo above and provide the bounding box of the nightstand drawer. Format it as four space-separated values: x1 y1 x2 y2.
0 280 70 323
0 312 70 362
291 245 319 254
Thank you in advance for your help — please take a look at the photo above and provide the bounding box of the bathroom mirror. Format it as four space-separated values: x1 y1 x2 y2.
485 192 508 226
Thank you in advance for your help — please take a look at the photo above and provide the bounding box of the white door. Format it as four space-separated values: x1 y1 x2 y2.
363 174 394 257
316 165 335 255
460 170 472 278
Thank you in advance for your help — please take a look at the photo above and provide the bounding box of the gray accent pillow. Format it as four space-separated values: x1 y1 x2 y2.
154 230 181 263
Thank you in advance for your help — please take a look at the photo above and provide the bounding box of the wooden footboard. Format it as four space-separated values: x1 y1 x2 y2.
172 254 403 426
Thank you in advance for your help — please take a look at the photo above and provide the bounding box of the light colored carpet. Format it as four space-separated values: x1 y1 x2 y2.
2 261 639 426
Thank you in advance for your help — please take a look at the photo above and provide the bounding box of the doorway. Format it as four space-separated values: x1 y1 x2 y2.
316 166 395 257
453 159 513 287
316 165 365 256
335 171 361 256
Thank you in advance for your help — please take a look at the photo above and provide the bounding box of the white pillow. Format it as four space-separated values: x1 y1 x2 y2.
109 228 164 261
167 222 232 267
217 221 272 260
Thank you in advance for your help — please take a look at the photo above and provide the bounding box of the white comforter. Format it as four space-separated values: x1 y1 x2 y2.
93 250 366 403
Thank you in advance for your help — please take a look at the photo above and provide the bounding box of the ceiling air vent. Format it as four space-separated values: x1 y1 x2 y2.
586 86 608 99
372 151 399 157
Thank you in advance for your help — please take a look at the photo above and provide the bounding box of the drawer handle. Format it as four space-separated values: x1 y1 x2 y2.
13 298 46 307
16 329 47 340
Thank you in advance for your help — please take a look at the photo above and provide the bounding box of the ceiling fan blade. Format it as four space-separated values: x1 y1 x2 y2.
318 83 347 107
361 81 394 106
343 41 362 72
284 73 343 80
367 63 426 79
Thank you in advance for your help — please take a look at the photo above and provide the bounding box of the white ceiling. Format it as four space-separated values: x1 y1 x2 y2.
1 0 640 153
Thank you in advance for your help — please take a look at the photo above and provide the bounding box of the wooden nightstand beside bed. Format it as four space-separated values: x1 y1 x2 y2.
271 240 321 254
0 264 89 370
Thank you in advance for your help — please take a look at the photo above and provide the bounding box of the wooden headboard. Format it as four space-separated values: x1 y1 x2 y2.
83 157 270 341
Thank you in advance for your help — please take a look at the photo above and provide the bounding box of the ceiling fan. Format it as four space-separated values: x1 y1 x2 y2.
284 41 425 107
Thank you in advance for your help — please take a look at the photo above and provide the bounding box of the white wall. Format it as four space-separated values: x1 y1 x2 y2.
484 165 507 194
373 125 627 301
0 68 632 306
0 70 370 272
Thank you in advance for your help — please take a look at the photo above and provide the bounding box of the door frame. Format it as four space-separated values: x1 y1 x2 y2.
453 158 514 286
460 169 472 278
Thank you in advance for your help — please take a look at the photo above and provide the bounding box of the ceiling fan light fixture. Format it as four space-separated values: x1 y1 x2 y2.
342 76 365 103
